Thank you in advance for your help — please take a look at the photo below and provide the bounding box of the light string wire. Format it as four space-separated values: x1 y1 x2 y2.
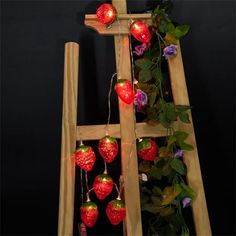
105 72 117 135
80 168 84 203
85 171 89 192
103 15 123 174
105 13 122 134
77 126 84 204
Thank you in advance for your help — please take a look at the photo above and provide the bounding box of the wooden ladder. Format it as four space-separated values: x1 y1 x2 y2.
58 1 212 235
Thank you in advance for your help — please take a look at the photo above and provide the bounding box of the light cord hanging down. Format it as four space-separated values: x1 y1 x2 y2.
80 168 84 203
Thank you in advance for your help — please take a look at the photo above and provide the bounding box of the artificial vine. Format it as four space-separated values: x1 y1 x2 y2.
132 1 196 235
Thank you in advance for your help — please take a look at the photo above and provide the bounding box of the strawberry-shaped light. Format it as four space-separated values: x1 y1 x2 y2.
96 3 117 26
130 20 151 43
106 198 126 225
93 173 113 200
137 138 158 161
80 201 99 228
75 145 96 172
115 79 135 104
98 135 118 163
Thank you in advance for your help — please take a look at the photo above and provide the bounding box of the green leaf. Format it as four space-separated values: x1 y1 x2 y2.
135 58 153 70
180 183 196 199
158 20 167 33
166 22 175 32
149 92 157 107
151 196 162 205
176 25 190 37
152 186 163 195
139 160 152 173
179 112 191 123
162 186 181 205
175 105 191 112
159 112 171 128
165 102 177 121
168 25 190 39
174 131 188 142
151 67 162 82
142 204 161 214
139 69 152 83
167 135 177 149
160 207 175 216
170 159 186 175
179 142 194 151
162 162 172 176
149 166 162 180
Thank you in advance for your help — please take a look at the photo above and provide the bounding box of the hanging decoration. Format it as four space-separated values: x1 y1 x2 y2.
93 173 113 200
106 198 126 225
96 3 117 26
98 135 118 163
76 1 197 235
75 144 96 172
80 201 99 228
137 138 158 161
130 20 151 44
115 79 135 104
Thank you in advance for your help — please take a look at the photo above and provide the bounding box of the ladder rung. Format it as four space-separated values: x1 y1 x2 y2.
76 121 179 141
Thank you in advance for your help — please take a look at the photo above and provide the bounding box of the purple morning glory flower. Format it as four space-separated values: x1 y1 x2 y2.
134 89 148 112
133 43 147 56
182 197 191 208
174 149 184 158
163 44 178 59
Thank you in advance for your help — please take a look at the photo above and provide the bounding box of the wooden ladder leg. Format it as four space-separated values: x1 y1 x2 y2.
58 42 79 236
168 43 212 236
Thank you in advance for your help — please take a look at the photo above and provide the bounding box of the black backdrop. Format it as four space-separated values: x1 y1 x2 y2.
1 0 235 235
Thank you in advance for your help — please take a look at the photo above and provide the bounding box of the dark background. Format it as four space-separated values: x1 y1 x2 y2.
1 0 235 235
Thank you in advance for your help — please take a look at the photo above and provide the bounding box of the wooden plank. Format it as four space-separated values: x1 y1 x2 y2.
112 1 143 236
85 14 152 35
76 122 179 140
168 42 212 236
58 42 79 236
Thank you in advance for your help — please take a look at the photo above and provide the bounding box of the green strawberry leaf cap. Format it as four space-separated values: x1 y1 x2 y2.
97 173 113 182
81 201 97 209
77 144 89 152
138 138 151 151
111 199 125 209
102 135 117 144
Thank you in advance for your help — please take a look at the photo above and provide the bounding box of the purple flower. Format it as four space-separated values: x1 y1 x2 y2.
133 43 147 56
182 197 191 208
134 89 148 112
174 149 184 158
163 44 178 59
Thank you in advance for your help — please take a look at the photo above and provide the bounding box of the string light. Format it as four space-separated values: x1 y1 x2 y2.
115 79 135 104
130 20 151 43
96 3 117 26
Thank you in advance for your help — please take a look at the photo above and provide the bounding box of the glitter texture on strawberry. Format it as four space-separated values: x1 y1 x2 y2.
75 145 96 172
98 135 118 163
137 138 158 161
93 173 113 200
115 79 135 104
80 201 99 228
106 198 126 225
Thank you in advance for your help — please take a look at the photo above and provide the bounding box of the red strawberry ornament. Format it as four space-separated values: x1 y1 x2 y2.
75 145 96 172
115 79 135 104
93 173 113 200
98 135 118 163
80 201 99 228
106 198 126 225
137 138 158 161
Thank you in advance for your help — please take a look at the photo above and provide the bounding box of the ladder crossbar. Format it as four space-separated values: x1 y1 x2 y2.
76 122 179 141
